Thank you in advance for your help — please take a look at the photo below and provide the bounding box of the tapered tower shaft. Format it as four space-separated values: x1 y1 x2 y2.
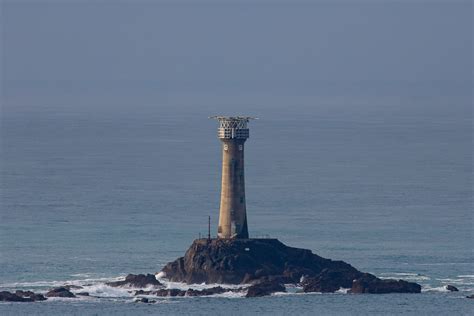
211 116 255 239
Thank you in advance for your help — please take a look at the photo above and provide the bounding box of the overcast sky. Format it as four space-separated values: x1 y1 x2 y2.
1 0 472 113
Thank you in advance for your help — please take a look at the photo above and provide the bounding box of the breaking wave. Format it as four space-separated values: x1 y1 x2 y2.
421 286 450 293
2 270 473 303
0 276 125 290
378 272 431 282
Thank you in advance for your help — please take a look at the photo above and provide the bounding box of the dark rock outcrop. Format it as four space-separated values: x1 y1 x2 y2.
0 291 28 302
134 290 152 296
446 285 459 292
106 274 162 288
135 297 155 303
150 286 236 297
466 294 474 299
162 239 359 285
15 290 47 301
350 274 421 294
302 268 361 293
154 289 186 297
246 281 285 297
76 292 90 296
186 286 235 296
0 291 46 302
46 287 76 298
161 238 421 295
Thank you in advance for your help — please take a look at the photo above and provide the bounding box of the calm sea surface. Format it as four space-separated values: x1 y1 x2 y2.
0 99 472 315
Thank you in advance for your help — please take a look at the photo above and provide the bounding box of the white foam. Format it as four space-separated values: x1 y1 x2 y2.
210 291 245 298
422 285 450 293
336 287 350 294
414 262 472 266
160 280 243 291
284 284 303 294
381 273 419 276
70 273 96 278
0 276 124 289
272 291 296 296
79 283 135 298
436 278 474 285
379 272 430 281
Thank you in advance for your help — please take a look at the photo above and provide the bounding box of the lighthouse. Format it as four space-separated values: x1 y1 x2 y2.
210 116 256 239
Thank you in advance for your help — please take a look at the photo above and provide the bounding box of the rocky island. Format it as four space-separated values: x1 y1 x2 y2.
160 238 421 295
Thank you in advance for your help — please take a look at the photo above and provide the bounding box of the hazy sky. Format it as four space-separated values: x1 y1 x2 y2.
1 0 472 112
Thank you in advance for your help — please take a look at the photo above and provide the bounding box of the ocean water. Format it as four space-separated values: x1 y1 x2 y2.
0 99 472 315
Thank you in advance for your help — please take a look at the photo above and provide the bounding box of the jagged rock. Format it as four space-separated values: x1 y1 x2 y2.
185 286 229 296
134 297 155 303
1 291 26 302
135 290 152 296
14 290 34 297
76 292 90 296
0 290 47 302
466 294 474 299
446 285 459 292
161 238 422 295
1 291 31 302
350 274 421 294
246 281 285 297
162 239 360 285
154 289 186 297
248 274 292 285
151 287 240 297
46 287 76 298
303 268 361 293
106 274 162 288
14 290 47 301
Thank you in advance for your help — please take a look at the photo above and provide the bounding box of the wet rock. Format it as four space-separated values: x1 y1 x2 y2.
246 281 285 297
0 291 31 302
185 286 229 296
350 274 421 294
154 289 186 297
250 274 293 285
466 294 474 299
152 287 240 297
162 239 360 285
303 268 361 293
107 274 162 288
0 290 47 302
46 287 76 298
161 238 422 295
76 292 90 296
135 297 155 303
14 290 34 297
15 290 47 301
134 290 152 296
446 285 459 292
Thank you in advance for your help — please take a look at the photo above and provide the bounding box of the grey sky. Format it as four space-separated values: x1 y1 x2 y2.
1 0 472 111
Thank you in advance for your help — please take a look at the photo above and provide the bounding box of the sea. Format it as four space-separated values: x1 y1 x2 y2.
0 95 472 315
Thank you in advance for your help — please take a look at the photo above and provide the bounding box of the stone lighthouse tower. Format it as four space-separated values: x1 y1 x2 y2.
211 116 256 239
